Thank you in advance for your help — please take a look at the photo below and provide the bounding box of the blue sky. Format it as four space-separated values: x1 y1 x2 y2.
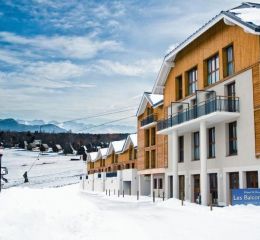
0 0 242 127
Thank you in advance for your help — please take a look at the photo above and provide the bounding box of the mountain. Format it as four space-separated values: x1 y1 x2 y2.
1 118 136 134
0 119 66 133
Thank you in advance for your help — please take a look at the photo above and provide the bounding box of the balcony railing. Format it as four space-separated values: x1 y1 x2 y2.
141 114 157 127
157 96 239 131
106 171 117 178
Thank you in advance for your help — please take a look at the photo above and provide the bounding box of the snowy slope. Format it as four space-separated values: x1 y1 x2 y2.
2 149 84 188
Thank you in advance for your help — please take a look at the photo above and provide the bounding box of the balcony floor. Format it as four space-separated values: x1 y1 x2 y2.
157 111 240 135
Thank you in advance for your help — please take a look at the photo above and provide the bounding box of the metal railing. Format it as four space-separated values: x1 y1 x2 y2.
157 96 239 131
141 114 157 127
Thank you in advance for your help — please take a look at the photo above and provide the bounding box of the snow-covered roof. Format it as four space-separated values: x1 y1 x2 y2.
107 139 126 155
87 151 99 162
152 2 260 94
136 92 163 117
99 148 108 159
122 134 137 152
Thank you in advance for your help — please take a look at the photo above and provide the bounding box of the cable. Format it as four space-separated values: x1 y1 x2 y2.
62 106 137 124
77 115 136 133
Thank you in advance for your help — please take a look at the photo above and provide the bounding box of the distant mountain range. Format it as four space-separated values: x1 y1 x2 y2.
0 118 136 134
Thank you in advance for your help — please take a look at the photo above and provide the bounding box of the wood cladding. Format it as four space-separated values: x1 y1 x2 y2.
137 103 168 171
164 20 260 107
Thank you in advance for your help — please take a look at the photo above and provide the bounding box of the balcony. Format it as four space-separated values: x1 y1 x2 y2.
157 96 240 134
140 114 157 129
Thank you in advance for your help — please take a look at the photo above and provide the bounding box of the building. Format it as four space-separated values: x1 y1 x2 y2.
137 2 260 205
136 92 168 197
83 134 138 195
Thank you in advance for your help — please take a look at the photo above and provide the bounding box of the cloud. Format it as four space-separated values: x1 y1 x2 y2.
0 49 23 65
96 58 162 77
0 32 122 59
0 61 95 89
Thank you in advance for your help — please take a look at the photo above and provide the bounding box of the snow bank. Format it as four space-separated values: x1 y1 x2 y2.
1 185 260 240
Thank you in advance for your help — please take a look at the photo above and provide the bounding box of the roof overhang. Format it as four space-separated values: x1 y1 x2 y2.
152 12 260 94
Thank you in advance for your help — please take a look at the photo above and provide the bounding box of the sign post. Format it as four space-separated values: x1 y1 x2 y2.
231 189 260 206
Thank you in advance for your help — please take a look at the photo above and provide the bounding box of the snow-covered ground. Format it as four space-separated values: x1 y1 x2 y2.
1 149 260 240
1 148 83 188
0 184 260 240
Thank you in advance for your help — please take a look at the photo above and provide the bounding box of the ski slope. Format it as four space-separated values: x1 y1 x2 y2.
1 148 84 188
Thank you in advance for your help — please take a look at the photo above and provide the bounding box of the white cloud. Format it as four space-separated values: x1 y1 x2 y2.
0 32 122 59
96 58 162 77
0 49 23 65
0 61 95 89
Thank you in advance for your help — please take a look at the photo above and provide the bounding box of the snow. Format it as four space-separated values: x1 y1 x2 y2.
1 148 83 188
230 7 260 26
1 184 260 240
129 133 137 147
112 139 126 153
89 151 98 162
100 147 108 158
148 93 163 106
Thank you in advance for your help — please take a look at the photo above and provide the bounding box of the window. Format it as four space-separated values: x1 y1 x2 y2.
115 154 118 163
159 178 163 189
224 45 234 77
193 132 200 160
187 67 198 95
145 129 150 147
176 75 183 100
178 136 184 163
145 151 150 169
151 150 156 168
134 148 137 159
112 152 115 163
153 178 157 189
208 127 215 158
228 121 237 155
129 147 133 160
151 127 156 146
226 82 236 112
246 171 258 188
207 54 219 85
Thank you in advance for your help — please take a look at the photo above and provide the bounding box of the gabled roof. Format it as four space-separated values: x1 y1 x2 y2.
87 151 99 162
107 139 126 155
99 147 108 159
122 133 137 152
136 92 163 117
152 2 260 94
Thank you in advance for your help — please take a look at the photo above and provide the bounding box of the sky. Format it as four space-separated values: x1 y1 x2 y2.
0 0 244 127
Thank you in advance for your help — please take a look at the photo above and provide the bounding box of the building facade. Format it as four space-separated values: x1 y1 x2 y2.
137 2 260 205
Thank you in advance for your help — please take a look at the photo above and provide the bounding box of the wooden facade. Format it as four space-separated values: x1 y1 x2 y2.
162 20 260 156
137 102 168 171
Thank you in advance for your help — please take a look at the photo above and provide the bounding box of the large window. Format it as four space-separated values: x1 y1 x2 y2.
207 54 219 85
193 132 200 160
228 121 237 155
208 127 216 158
187 67 198 95
226 82 236 112
145 129 150 147
151 127 156 146
178 136 184 163
151 150 156 168
145 151 150 169
224 45 234 77
176 75 183 100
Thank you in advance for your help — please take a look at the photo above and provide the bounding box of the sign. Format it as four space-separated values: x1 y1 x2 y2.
232 188 260 206
1 167 8 175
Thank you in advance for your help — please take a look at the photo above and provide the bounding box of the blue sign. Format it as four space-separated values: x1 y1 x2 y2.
232 189 260 206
